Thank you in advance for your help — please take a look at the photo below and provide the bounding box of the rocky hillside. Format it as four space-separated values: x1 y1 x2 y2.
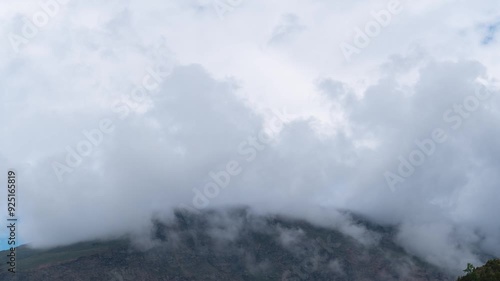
0 209 454 281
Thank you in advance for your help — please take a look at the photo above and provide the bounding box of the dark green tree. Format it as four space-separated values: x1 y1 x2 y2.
457 259 500 281
463 263 475 274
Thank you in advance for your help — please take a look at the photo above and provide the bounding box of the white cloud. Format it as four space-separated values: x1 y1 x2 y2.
0 0 499 274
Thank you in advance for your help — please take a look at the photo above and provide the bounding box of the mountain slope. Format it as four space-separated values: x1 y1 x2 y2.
0 209 454 280
457 259 500 281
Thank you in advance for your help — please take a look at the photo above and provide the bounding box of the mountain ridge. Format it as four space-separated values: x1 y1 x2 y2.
0 208 455 280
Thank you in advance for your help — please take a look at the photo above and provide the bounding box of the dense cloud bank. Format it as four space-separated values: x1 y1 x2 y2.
1 0 499 274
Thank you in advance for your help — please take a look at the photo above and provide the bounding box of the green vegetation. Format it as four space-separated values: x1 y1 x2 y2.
0 210 452 280
457 259 500 281
0 239 128 273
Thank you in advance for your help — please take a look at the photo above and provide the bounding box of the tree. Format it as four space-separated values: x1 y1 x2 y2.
463 263 475 274
457 259 500 281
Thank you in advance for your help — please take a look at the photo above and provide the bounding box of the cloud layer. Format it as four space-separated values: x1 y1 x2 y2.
1 0 500 274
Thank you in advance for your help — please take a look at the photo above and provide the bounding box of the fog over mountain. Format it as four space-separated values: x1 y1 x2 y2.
1 0 499 276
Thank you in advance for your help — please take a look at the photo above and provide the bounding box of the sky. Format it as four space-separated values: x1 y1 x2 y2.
1 0 500 274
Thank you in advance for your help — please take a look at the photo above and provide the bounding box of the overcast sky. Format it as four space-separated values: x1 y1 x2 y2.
1 0 499 274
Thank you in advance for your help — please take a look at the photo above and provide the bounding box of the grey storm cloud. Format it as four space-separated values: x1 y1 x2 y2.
1 0 500 275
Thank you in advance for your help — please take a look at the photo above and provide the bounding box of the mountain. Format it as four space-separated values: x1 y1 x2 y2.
0 208 455 280
456 259 500 281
